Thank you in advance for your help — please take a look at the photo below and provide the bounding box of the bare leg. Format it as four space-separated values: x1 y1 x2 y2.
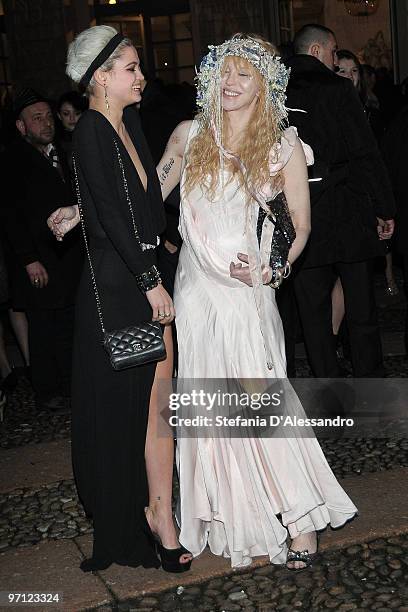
9 310 30 366
0 319 12 379
145 325 191 562
332 277 345 336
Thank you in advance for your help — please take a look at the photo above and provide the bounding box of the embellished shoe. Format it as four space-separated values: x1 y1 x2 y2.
286 548 319 571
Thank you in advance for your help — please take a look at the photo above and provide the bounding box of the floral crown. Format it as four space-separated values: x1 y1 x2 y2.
195 34 290 129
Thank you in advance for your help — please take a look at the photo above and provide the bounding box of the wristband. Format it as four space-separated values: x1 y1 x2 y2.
136 265 162 292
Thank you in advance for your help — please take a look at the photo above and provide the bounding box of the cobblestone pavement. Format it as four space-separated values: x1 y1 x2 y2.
1 352 407 450
95 534 408 611
1 277 406 449
1 435 408 552
0 277 407 610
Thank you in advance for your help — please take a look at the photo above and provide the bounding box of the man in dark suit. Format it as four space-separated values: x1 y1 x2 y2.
382 106 408 354
283 24 395 377
3 89 82 409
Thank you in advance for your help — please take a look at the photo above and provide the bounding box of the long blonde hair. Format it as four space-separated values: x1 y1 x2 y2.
184 38 284 200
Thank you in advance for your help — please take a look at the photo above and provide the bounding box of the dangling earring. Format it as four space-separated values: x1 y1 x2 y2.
104 83 110 113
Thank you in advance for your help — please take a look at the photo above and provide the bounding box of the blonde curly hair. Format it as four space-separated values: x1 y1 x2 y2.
184 37 284 200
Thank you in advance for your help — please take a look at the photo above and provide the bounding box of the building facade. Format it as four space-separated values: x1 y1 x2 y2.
1 0 407 105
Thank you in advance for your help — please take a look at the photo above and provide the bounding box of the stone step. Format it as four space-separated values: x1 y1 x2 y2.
0 439 72 494
0 468 407 610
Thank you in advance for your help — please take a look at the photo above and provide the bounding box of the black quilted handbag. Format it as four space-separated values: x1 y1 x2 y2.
104 322 165 370
73 154 166 371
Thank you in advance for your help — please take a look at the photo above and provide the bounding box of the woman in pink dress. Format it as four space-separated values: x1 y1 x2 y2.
156 34 357 570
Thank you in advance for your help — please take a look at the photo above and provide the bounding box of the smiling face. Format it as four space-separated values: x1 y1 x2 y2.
220 57 261 114
103 45 144 107
337 57 360 88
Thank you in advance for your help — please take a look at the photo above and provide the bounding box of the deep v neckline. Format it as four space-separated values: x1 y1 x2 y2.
117 126 149 195
88 108 149 195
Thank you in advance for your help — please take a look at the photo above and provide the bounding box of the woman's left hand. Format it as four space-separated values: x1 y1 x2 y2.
47 205 80 241
229 253 272 286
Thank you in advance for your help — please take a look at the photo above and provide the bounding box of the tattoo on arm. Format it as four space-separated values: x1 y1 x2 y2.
163 135 180 154
159 158 175 186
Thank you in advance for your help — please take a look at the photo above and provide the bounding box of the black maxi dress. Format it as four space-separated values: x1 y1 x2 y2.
71 107 166 571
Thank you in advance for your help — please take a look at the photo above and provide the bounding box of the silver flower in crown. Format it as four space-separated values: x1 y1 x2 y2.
195 35 290 128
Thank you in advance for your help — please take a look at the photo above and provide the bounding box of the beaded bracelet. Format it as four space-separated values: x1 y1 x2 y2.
268 268 283 289
268 261 292 289
136 265 162 292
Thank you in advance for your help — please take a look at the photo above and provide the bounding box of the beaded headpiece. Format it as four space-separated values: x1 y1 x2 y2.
195 34 290 132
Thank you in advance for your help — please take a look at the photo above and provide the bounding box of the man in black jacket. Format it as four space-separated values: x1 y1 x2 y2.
284 24 395 377
382 106 408 354
3 89 82 409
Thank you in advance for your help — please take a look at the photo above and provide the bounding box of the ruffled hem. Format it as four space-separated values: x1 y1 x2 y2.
176 436 357 569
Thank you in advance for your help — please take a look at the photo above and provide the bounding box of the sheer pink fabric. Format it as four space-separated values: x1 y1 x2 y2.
174 122 357 567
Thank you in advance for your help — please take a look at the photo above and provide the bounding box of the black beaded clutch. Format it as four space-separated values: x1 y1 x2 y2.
269 192 296 270
257 192 296 271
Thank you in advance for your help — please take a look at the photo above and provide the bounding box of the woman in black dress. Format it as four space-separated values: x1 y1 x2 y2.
49 25 189 572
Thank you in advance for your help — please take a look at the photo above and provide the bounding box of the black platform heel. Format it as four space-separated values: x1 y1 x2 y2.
155 540 192 573
144 508 192 573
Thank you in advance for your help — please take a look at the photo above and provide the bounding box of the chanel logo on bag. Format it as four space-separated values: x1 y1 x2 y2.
132 343 142 352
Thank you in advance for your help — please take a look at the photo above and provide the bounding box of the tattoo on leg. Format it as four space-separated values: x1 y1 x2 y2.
159 158 175 186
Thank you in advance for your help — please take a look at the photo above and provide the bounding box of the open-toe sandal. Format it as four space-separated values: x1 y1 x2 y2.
286 548 319 571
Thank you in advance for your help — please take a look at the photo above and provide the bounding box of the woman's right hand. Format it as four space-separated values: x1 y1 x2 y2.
146 284 175 324
47 205 80 241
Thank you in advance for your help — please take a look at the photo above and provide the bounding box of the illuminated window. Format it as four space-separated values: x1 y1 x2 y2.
152 13 194 85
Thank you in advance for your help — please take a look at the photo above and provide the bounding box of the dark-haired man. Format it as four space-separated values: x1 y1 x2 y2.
283 25 395 377
3 89 82 409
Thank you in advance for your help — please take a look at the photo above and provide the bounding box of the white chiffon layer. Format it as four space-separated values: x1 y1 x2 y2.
174 124 357 567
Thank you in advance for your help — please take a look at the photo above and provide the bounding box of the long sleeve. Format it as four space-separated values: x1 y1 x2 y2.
3 152 40 266
74 114 157 278
339 80 396 220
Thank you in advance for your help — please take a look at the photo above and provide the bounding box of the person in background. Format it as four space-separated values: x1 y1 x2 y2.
283 24 395 378
383 106 408 354
56 90 88 163
3 88 82 411
337 50 399 298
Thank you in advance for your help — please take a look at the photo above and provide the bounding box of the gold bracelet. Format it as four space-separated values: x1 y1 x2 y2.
268 268 283 289
282 261 292 278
